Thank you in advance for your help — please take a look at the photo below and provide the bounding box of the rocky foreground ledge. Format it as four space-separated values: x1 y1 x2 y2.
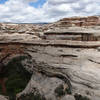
0 16 100 100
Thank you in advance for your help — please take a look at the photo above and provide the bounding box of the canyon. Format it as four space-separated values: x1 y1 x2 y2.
0 16 100 100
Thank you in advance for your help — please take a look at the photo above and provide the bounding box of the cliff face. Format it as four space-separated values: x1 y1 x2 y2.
0 16 100 100
57 16 100 27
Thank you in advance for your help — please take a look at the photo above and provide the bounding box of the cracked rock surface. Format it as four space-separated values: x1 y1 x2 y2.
0 16 100 100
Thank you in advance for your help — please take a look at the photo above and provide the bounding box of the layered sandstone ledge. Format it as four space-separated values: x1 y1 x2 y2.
0 16 100 100
0 40 100 48
57 16 100 27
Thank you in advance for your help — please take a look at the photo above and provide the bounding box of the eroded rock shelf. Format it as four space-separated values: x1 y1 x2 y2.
0 16 100 100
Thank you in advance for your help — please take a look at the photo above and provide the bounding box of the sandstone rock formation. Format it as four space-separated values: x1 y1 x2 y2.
55 16 100 27
0 95 9 100
0 16 100 100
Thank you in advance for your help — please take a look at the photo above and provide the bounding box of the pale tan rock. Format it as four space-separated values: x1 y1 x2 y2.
1 16 100 100
0 95 9 100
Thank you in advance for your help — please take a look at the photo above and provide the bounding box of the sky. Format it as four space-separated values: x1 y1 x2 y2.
0 0 100 23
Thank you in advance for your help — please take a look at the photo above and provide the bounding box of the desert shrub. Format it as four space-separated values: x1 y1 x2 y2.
18 92 46 100
55 84 65 97
74 93 90 100
4 56 32 100
55 84 71 97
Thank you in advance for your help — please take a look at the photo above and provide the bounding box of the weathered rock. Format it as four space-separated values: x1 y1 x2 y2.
57 16 100 27
0 33 41 42
97 47 100 51
0 95 9 100
15 44 100 100
62 95 75 100
0 16 100 100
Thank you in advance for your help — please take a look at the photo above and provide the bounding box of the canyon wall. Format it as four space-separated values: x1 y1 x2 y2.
0 16 100 100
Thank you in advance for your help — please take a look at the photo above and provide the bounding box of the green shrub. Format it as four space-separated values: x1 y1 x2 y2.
55 84 71 97
2 56 32 100
74 93 90 100
18 92 46 100
55 84 65 97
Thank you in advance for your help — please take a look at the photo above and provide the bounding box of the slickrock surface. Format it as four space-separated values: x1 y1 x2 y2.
0 16 100 100
0 95 8 100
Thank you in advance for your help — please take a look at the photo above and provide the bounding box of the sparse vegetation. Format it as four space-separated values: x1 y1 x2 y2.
18 92 46 100
55 84 71 97
0 56 32 100
74 93 90 100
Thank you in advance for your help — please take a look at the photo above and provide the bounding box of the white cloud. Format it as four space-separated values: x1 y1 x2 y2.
42 0 100 22
0 0 44 23
0 0 100 23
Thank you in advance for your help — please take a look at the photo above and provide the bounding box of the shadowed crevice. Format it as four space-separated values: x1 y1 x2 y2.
0 55 32 100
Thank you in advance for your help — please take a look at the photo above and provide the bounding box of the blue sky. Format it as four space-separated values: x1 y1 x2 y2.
0 0 8 4
29 0 46 8
0 0 99 23
0 0 46 8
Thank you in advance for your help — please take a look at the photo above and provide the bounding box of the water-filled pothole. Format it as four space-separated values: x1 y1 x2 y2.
0 55 32 100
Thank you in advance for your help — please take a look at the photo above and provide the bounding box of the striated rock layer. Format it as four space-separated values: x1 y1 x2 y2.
55 16 100 27
0 16 100 100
